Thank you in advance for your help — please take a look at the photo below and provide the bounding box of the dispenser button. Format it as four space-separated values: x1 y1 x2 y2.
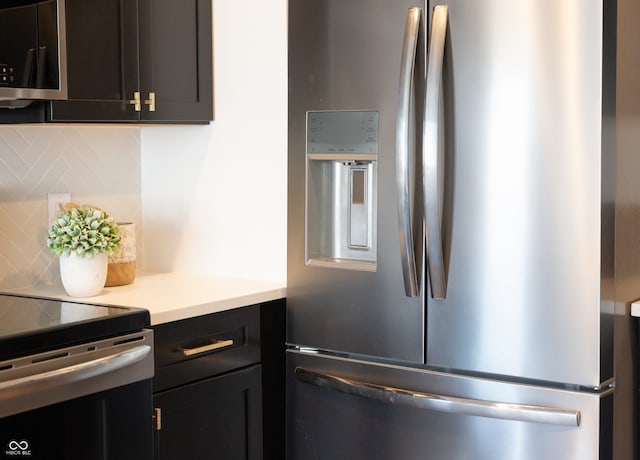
349 168 369 248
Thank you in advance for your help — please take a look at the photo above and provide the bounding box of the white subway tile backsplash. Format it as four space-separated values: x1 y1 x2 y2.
0 125 142 290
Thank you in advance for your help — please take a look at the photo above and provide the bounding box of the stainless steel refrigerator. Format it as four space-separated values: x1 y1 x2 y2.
287 0 640 459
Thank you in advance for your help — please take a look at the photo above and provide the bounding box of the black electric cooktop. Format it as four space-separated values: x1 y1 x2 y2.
0 294 150 361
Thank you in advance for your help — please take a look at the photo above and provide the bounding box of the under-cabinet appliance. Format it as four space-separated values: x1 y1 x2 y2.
287 1 640 459
0 294 154 460
0 0 67 105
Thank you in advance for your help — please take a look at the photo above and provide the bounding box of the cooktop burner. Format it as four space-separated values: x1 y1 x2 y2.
0 294 150 361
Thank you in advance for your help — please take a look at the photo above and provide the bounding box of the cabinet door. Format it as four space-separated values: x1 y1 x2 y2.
138 0 213 122
154 365 263 460
48 0 140 122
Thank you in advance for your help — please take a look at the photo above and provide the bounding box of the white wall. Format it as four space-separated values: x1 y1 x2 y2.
140 0 288 282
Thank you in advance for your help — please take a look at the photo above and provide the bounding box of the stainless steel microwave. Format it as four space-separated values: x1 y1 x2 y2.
0 0 67 106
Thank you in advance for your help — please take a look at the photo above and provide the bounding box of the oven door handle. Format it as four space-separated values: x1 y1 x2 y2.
0 344 151 396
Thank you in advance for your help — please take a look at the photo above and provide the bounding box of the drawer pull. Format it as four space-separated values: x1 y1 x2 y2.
181 339 234 357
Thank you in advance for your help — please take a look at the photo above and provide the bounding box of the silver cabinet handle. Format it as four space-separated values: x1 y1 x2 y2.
395 7 422 298
295 367 580 427
0 345 151 396
423 5 448 299
181 339 234 357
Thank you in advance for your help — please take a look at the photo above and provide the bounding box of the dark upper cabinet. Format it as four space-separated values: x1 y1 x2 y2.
47 0 213 123
138 0 213 122
47 0 139 122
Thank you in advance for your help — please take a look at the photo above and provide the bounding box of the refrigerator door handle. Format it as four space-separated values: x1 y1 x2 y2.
395 7 422 298
295 367 581 427
423 5 448 299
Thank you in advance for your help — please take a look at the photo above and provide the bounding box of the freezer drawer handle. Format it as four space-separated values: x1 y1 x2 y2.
295 367 581 427
395 7 422 298
423 5 448 299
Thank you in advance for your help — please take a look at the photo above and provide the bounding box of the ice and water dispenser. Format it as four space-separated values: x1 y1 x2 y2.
305 111 378 271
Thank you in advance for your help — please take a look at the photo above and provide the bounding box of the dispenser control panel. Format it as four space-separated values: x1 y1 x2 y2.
306 111 378 154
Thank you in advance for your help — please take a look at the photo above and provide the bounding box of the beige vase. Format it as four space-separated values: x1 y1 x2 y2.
106 222 137 287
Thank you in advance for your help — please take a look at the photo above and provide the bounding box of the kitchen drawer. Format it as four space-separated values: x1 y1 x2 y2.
152 305 261 392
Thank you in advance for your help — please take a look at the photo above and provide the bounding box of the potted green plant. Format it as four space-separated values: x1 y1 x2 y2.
47 205 121 297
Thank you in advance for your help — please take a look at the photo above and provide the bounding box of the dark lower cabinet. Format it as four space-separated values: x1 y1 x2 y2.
151 299 285 460
153 365 262 460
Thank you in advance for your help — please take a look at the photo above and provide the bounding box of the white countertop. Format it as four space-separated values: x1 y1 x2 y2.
3 272 286 325
631 301 640 317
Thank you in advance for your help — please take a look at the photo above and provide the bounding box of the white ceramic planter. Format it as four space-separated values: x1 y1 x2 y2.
59 253 108 297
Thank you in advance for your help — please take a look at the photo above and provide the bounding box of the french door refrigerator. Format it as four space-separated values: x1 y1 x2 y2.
287 0 640 459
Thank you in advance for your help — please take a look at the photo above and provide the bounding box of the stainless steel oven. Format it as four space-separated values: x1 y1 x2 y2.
0 294 154 460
